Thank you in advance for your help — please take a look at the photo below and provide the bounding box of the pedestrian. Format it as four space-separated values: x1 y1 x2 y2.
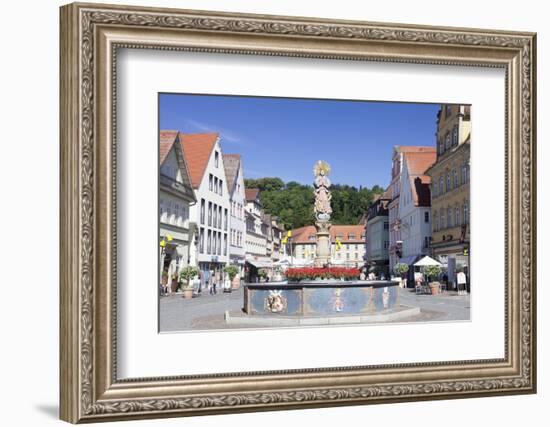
213 269 219 295
457 268 467 295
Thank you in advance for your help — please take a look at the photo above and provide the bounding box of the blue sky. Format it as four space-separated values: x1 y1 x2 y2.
159 93 439 188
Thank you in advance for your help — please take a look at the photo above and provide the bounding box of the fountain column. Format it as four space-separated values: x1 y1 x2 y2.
313 161 333 267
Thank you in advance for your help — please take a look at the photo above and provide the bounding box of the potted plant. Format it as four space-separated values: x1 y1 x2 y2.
223 265 239 291
393 263 409 288
179 266 199 299
258 268 268 282
423 265 442 295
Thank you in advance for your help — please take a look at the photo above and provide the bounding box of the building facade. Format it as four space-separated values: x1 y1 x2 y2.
425 104 471 287
223 154 246 279
289 224 366 268
388 146 435 272
397 150 436 269
244 189 272 281
365 187 391 274
159 131 197 292
179 132 231 285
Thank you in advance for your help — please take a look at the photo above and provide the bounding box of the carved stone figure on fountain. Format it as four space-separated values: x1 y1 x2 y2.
313 160 333 266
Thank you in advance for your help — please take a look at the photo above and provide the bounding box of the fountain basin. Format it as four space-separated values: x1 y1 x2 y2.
243 280 400 316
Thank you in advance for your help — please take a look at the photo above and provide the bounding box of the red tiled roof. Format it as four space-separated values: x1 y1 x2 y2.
402 150 436 207
403 150 437 177
159 130 179 165
179 132 219 189
245 188 260 202
396 146 436 154
290 224 366 244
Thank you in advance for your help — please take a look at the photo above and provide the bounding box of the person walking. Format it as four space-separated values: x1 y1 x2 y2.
457 268 467 296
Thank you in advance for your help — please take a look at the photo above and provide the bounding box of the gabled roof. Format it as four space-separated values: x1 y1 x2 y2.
223 154 241 194
159 130 196 202
179 132 219 189
245 188 260 203
159 130 179 164
402 150 436 207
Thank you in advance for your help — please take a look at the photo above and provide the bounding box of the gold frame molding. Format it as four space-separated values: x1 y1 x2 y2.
60 2 537 423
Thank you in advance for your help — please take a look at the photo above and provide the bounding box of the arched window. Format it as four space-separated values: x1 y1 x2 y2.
440 176 444 194
438 138 444 155
464 201 469 224
446 173 451 192
433 181 438 197
445 132 451 150
461 163 467 184
447 207 453 228
440 210 446 229
455 206 460 226
453 169 459 188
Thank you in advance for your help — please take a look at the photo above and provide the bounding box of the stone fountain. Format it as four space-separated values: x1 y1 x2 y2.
231 161 411 325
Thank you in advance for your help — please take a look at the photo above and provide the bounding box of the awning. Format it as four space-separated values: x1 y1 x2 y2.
414 256 442 267
246 260 273 268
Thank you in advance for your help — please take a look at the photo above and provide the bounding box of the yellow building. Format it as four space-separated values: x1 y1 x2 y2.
425 104 470 281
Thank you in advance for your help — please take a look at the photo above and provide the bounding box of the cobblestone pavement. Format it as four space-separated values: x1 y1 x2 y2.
159 286 470 332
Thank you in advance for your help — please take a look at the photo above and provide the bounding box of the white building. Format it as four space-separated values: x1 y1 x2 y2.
223 154 246 279
179 132 231 286
244 189 272 281
396 149 436 270
365 187 391 275
388 146 435 272
159 131 197 292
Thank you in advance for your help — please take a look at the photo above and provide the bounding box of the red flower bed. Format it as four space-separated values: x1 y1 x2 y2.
285 267 360 281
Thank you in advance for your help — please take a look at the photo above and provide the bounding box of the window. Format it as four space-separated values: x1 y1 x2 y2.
207 230 212 254
446 173 451 192
438 138 444 155
200 199 205 224
384 222 389 230
223 234 227 256
424 211 429 223
452 125 459 146
433 181 438 197
461 164 467 185
214 177 218 194
224 208 228 230
434 210 439 231
348 234 355 240
447 207 453 228
208 202 212 226
445 132 451 150
384 241 389 249
445 104 452 117
209 174 213 191
424 236 431 248
199 228 205 253
213 204 218 228
456 207 460 227
214 151 219 167
218 206 223 229
439 176 444 194
464 201 469 224
160 199 166 223
440 210 445 229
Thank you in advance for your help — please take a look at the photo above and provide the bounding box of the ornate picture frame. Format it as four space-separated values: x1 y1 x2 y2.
60 2 536 423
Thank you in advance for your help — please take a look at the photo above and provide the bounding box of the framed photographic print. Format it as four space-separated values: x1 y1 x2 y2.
60 2 537 423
